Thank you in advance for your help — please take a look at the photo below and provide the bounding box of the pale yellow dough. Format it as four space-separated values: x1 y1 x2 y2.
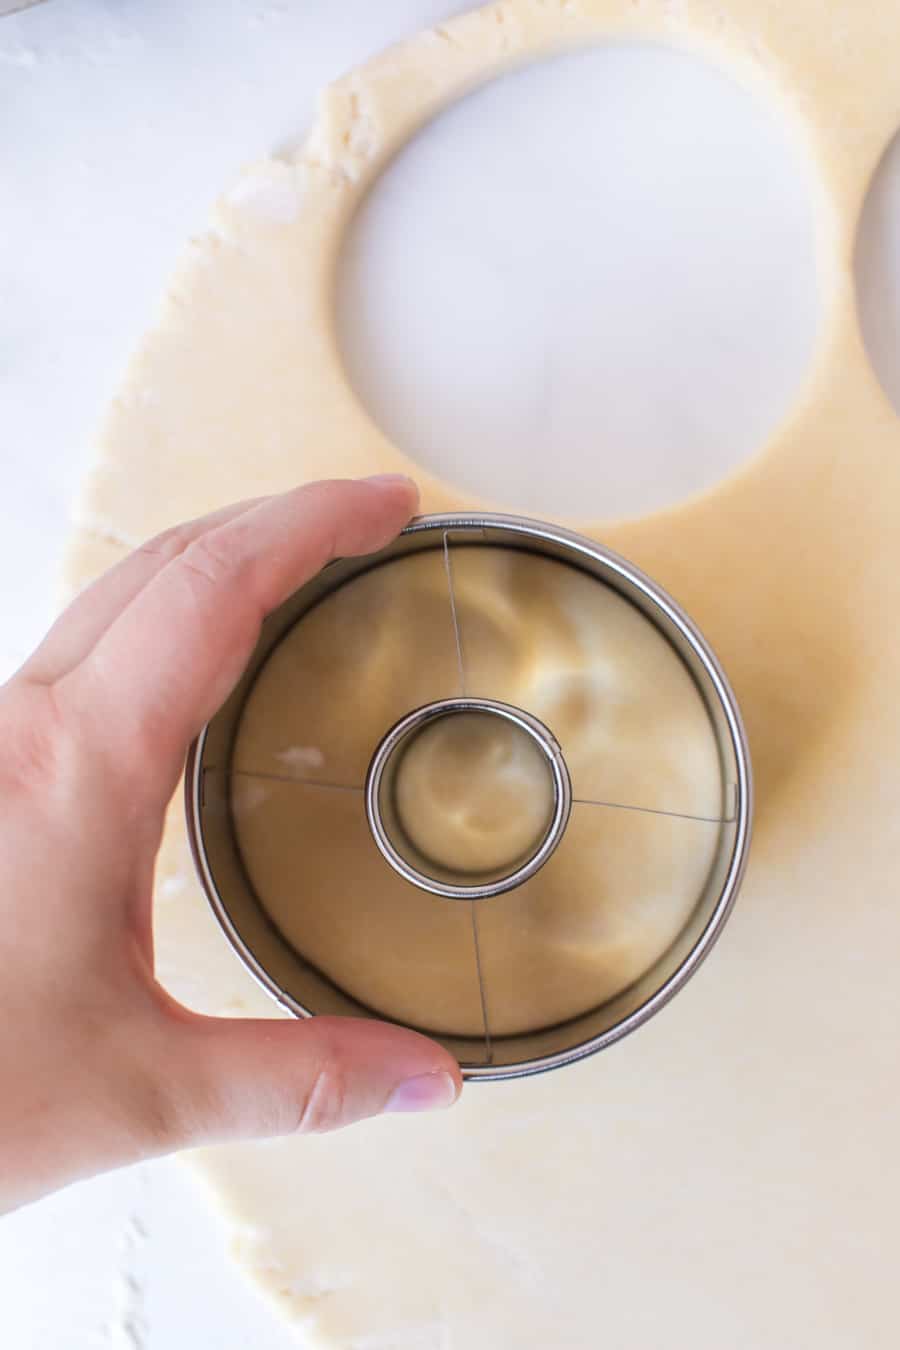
230 548 721 1036
393 710 555 873
66 1 900 1346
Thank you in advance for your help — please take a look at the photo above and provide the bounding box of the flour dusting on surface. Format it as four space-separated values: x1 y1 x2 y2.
103 1175 150 1350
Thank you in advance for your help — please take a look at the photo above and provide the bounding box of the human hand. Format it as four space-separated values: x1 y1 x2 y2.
0 477 462 1214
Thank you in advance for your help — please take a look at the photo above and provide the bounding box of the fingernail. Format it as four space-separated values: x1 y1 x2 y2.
364 473 417 490
384 1070 459 1114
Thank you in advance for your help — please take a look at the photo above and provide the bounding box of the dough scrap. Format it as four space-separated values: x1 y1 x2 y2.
66 1 900 1346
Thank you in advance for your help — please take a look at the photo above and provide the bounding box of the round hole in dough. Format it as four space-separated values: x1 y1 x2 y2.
337 41 820 522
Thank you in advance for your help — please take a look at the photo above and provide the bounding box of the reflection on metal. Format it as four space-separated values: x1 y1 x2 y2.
186 513 753 1080
365 697 572 901
442 530 467 697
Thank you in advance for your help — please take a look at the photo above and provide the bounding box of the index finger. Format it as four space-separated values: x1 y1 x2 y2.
23 498 269 685
57 476 418 800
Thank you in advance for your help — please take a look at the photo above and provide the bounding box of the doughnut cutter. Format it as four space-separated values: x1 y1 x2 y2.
186 513 752 1079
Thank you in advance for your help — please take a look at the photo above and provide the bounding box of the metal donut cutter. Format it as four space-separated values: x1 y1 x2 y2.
186 514 752 1080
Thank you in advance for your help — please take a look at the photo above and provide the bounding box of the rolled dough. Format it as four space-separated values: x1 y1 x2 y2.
66 1 900 1346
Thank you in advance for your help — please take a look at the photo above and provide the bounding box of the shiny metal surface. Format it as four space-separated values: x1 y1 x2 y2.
185 512 753 1080
365 696 572 900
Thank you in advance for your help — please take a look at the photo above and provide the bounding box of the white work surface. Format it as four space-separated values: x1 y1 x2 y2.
3 2 900 1346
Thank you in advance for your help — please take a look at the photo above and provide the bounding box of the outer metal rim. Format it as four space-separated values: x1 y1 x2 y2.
185 511 754 1082
364 697 573 900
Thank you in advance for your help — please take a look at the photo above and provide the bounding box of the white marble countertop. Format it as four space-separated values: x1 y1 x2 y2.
2 2 899 1346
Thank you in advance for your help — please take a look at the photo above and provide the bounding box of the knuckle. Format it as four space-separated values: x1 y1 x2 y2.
0 682 73 797
179 538 229 590
297 1062 347 1135
124 1009 203 1156
136 521 196 566
128 1064 183 1157
178 534 242 594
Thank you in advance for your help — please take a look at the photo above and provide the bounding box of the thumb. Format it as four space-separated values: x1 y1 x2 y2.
160 1014 463 1147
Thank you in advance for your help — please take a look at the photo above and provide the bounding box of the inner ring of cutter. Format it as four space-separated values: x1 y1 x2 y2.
365 697 573 901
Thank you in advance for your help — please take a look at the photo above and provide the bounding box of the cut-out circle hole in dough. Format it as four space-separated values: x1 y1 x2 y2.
338 42 820 521
856 127 900 415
